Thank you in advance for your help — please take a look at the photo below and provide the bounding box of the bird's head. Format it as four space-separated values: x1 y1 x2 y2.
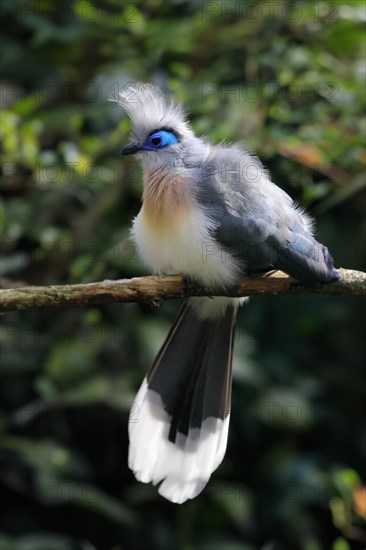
116 83 198 170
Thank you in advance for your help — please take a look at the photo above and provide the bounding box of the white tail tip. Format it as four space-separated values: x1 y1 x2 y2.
128 379 230 504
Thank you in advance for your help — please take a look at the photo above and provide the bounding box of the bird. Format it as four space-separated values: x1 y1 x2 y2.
117 82 339 504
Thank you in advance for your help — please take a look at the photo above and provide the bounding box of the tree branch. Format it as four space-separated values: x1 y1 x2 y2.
0 268 365 313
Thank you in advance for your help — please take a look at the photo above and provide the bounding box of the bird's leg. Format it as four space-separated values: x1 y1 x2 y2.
180 275 212 299
180 275 195 298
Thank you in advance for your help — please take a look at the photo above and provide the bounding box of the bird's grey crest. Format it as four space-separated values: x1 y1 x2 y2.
116 82 191 141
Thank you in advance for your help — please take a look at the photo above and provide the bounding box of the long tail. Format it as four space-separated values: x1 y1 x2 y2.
128 299 237 504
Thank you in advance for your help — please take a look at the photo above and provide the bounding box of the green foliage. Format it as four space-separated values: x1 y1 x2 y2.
1 1 365 549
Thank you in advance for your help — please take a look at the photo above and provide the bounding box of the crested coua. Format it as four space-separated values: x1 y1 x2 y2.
118 83 339 504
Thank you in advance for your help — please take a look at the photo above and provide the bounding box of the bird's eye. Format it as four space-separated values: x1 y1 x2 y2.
151 137 161 146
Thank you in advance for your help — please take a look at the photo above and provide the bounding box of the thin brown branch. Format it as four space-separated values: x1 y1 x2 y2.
0 268 365 313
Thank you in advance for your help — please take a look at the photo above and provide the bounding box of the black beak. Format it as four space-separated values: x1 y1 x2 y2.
121 143 142 155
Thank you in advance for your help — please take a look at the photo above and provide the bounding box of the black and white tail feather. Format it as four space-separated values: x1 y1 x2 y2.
129 301 237 503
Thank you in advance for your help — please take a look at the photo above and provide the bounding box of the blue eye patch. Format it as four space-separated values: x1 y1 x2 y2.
143 130 179 151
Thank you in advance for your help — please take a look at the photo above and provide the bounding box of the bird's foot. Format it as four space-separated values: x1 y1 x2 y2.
180 275 196 298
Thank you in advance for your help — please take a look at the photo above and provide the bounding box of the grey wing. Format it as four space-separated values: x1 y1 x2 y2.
197 146 339 284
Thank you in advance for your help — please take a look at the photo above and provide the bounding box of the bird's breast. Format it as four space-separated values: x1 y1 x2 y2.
142 167 192 221
131 168 241 288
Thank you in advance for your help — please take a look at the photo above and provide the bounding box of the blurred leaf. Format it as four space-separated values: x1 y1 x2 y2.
353 485 366 520
0 533 75 550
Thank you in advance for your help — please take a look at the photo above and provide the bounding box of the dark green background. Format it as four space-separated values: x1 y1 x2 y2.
1 1 365 549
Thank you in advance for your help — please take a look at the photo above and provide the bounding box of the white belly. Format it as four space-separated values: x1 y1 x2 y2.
131 204 240 289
